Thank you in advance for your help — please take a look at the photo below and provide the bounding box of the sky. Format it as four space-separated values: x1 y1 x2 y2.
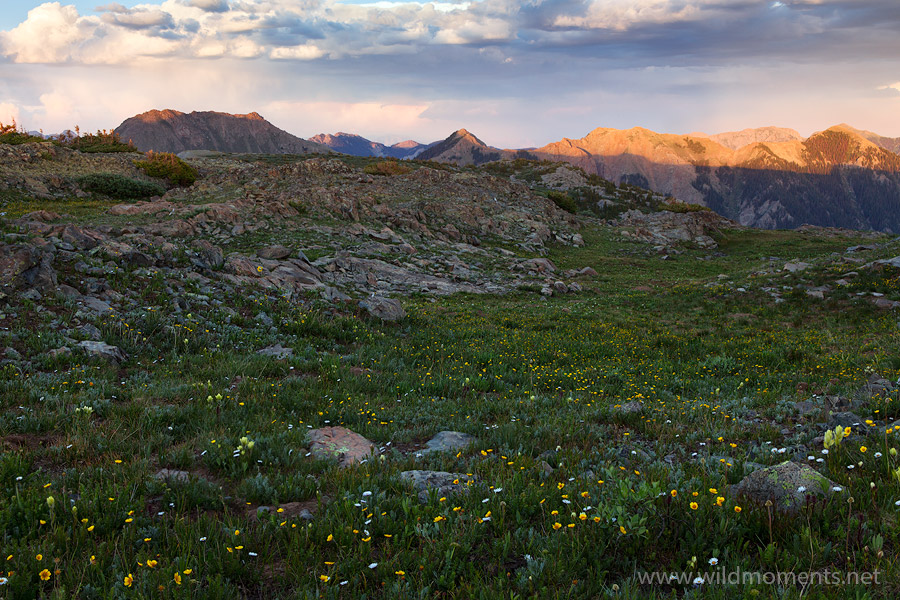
1 0 900 148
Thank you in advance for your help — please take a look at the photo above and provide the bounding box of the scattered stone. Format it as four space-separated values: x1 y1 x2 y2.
423 431 476 454
193 240 224 269
47 346 71 358
307 427 376 467
783 261 811 273
873 298 900 310
614 401 643 415
872 256 900 269
154 469 193 484
731 461 840 512
828 411 870 435
258 245 292 260
399 470 478 503
57 284 82 299
864 373 895 398
78 340 127 363
257 344 293 359
359 296 405 321
80 296 113 315
77 324 103 340
520 258 556 273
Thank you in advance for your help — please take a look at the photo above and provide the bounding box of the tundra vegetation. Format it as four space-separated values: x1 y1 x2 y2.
1 129 899 599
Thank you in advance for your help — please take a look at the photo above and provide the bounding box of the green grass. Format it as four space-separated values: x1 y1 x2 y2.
2 200 900 598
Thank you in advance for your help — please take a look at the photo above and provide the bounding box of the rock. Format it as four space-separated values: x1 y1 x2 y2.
806 290 824 300
121 251 154 268
193 240 224 269
255 312 274 327
359 296 405 321
80 296 114 315
57 284 82 299
321 286 351 303
614 401 643 415
520 258 556 273
257 344 293 359
77 324 102 340
399 470 478 503
828 411 870 435
552 281 569 294
784 261 811 273
47 346 71 358
423 431 476 454
307 427 376 467
258 245 292 260
154 469 193 484
872 256 900 269
61 225 102 250
78 340 127 363
864 373 895 398
731 461 841 512
873 298 900 310
21 289 42 301
618 209 727 249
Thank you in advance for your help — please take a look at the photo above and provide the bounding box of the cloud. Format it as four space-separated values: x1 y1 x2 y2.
877 82 900 96
269 43 324 60
101 8 176 30
0 101 20 125
186 0 230 13
0 3 92 63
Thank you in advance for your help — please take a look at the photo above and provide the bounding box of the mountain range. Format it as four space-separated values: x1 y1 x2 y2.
417 125 900 232
112 109 900 232
308 132 432 159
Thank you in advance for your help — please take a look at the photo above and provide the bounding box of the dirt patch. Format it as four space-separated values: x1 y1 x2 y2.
1 432 61 451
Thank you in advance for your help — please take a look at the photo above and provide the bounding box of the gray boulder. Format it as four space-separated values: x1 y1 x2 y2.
78 340 127 363
359 296 405 321
399 470 478 503
731 461 841 513
423 431 476 454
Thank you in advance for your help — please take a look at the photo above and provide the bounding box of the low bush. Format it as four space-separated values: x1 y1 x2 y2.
546 190 578 214
134 151 198 186
660 201 711 214
76 173 166 199
364 160 412 176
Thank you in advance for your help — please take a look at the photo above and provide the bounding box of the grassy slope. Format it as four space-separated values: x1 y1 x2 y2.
2 182 900 598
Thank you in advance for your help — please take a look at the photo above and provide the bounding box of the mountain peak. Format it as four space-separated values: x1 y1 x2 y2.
115 109 328 154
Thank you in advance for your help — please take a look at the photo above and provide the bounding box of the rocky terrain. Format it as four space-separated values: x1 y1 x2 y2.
115 110 330 155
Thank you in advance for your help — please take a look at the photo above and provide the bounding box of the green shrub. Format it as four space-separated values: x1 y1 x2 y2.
546 190 578 214
660 201 711 214
60 129 137 153
134 151 198 186
76 173 166 199
364 160 412 176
